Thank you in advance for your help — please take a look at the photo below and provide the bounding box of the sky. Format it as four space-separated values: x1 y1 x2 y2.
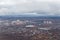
0 0 60 16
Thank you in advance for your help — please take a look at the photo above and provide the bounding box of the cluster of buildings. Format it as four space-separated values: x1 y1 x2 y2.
0 19 54 28
0 20 26 26
0 19 60 40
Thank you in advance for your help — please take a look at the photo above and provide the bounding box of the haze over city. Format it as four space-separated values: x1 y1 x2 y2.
0 0 60 40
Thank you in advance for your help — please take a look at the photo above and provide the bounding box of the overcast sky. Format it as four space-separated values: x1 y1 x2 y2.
0 0 60 16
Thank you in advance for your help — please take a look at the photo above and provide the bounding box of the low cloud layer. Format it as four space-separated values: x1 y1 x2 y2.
0 0 60 16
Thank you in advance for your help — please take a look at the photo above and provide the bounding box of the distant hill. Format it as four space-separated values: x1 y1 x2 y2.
0 15 60 20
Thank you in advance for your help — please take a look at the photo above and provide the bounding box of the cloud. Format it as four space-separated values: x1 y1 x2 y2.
0 0 60 16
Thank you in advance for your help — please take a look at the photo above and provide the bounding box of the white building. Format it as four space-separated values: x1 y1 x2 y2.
26 25 35 27
11 19 26 26
38 27 52 30
43 21 52 24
